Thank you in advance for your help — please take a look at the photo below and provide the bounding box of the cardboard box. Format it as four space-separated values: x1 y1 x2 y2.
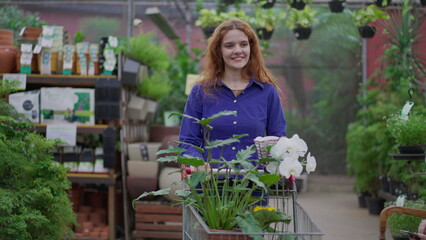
8 90 40 123
40 87 95 125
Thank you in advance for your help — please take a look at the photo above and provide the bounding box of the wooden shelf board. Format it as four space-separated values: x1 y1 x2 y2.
67 172 119 185
34 123 109 134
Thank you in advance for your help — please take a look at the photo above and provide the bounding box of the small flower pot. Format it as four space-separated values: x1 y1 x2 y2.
397 144 426 154
293 27 312 40
358 25 376 38
357 192 368 208
328 0 345 13
290 0 306 10
256 28 274 40
258 0 276 8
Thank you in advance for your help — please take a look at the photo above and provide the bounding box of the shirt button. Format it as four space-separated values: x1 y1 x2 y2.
233 121 237 124
232 147 236 150
233 100 237 103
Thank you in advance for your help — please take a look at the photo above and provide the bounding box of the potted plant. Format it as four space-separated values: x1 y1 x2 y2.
386 112 426 154
386 199 426 240
134 111 317 237
288 0 312 10
196 9 249 38
0 82 76 239
248 8 286 40
328 0 346 13
352 4 389 38
285 6 318 40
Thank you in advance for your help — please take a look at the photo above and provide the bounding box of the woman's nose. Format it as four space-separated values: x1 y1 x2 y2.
233 45 242 53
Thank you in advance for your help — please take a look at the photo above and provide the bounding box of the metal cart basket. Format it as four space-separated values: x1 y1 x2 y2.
182 178 324 240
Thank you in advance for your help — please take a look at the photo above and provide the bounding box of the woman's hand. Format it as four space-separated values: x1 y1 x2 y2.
410 220 426 240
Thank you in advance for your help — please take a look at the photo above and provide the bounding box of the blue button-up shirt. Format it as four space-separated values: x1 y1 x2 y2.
179 79 286 162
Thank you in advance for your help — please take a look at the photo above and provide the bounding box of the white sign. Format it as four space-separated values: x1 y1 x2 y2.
46 124 77 146
2 74 26 90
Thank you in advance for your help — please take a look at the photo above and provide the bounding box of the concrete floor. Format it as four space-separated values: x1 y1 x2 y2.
297 174 392 240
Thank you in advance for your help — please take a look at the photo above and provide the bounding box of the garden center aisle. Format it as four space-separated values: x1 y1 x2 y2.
297 175 392 240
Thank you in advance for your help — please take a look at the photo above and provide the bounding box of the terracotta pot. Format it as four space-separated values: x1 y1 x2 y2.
0 45 18 73
0 35 13 45
22 27 42 40
0 29 13 37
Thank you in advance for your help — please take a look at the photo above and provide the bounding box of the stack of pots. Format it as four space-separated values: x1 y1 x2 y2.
0 29 18 74
16 27 42 73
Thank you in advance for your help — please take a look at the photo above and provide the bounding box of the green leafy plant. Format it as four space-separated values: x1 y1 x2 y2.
249 8 286 32
124 31 170 71
195 9 249 28
351 5 389 26
137 70 172 100
386 199 426 237
285 6 318 29
0 5 46 41
134 111 291 234
73 31 86 43
0 83 76 239
386 112 426 146
236 206 291 234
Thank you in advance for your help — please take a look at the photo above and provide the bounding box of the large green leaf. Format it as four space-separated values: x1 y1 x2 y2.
157 147 186 155
235 215 264 240
178 156 205 167
246 173 266 190
259 174 281 185
176 141 205 153
197 111 236 126
206 138 240 149
132 188 171 208
187 171 206 188
156 155 178 163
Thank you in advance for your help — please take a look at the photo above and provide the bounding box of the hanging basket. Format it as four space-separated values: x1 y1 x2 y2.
258 0 276 8
397 144 426 154
293 27 312 40
328 0 345 13
358 25 376 38
290 0 306 10
256 28 274 40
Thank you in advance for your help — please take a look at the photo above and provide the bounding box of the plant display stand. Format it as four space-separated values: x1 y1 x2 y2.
133 201 183 240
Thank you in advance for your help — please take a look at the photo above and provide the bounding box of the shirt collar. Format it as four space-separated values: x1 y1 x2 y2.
218 78 265 89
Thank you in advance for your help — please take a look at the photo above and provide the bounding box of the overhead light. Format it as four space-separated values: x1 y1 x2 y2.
145 7 179 40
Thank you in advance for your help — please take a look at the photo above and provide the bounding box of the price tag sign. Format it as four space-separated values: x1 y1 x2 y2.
400 101 414 120
2 74 27 90
21 43 33 53
108 36 118 48
42 25 54 36
46 124 77 146
33 44 42 54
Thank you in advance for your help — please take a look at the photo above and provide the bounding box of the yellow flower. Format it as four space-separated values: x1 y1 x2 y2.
253 206 276 212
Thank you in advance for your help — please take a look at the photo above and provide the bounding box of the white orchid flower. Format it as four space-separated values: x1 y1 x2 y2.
279 156 303 178
270 134 307 160
306 152 316 174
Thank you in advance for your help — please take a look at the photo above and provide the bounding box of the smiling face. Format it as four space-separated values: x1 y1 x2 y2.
221 29 250 72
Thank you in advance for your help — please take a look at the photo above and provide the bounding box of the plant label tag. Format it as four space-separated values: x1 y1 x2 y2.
20 52 33 65
108 36 118 48
33 44 42 54
42 25 55 36
19 27 26 36
396 195 405 207
400 101 414 120
21 43 33 53
41 36 53 48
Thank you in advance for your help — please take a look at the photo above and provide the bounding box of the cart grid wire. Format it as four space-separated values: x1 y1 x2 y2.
182 180 324 240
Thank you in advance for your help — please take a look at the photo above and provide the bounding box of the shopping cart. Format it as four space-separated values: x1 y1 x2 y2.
181 172 324 240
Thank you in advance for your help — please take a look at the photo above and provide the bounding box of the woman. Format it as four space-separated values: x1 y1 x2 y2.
179 18 286 163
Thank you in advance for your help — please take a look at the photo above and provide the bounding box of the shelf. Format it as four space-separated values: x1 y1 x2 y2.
34 123 109 134
67 172 119 185
26 74 118 87
389 153 426 160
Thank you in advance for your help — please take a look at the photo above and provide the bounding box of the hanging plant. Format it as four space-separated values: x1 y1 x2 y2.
328 0 346 13
285 6 318 40
288 0 312 10
351 5 389 38
195 9 249 38
249 8 286 40
258 0 276 8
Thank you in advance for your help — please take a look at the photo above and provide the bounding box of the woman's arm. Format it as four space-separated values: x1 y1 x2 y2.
266 86 286 137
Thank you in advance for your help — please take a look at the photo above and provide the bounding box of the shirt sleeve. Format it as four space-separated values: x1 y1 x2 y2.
178 84 204 159
266 86 287 137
